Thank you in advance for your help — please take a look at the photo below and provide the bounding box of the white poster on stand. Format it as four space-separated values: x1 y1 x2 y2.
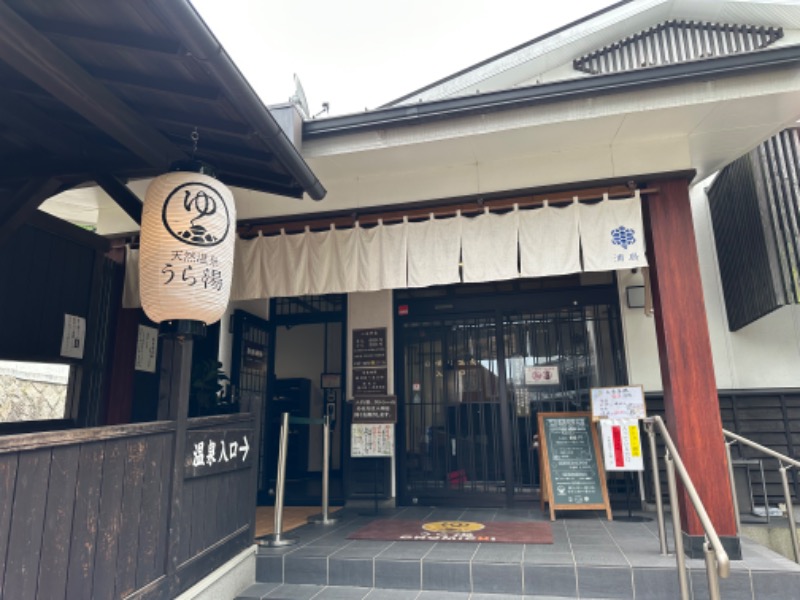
600 419 644 472
351 423 394 457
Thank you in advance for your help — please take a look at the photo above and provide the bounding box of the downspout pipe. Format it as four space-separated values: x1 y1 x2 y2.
151 0 327 201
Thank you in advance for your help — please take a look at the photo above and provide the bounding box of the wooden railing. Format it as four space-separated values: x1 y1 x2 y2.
0 413 257 600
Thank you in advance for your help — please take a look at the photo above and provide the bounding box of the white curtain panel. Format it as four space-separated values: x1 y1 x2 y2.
230 234 264 301
262 229 310 298
122 245 141 308
407 214 463 288
356 220 408 291
519 201 581 278
579 193 648 272
308 226 358 295
461 208 520 283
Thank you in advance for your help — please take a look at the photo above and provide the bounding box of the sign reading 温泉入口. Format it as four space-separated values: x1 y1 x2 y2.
185 429 252 479
352 396 397 424
538 412 611 521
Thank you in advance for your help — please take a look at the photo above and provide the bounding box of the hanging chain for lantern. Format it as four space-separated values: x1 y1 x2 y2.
191 127 199 159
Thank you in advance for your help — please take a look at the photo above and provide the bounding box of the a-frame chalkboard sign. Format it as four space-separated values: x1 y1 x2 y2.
538 412 612 521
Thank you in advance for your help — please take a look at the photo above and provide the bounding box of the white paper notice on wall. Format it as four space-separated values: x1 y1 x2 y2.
351 423 394 457
600 419 644 472
60 314 86 359
135 325 159 373
590 385 646 420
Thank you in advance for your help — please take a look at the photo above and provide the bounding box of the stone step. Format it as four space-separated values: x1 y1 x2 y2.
250 507 800 599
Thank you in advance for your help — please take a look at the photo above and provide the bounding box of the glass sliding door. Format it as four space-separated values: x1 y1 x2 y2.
398 288 627 507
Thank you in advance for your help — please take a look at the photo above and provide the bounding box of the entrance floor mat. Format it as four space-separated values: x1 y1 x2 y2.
347 519 553 543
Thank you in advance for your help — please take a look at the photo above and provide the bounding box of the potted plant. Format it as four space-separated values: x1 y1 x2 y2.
189 359 233 416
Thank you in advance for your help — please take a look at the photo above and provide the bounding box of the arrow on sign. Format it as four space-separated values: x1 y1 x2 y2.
240 435 250 461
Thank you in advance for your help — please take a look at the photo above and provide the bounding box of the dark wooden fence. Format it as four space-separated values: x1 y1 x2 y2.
0 414 256 600
645 389 800 504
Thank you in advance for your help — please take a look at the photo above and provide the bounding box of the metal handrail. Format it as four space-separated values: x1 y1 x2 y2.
723 428 800 562
644 416 730 600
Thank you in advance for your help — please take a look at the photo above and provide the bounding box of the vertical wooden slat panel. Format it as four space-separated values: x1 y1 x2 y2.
3 449 51 600
178 479 194 563
136 433 167 588
0 453 20 597
154 434 172 579
114 438 145 598
65 442 104 599
36 446 80 600
92 440 126 600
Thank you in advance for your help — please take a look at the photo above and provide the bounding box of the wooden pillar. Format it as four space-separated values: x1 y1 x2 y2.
643 179 738 551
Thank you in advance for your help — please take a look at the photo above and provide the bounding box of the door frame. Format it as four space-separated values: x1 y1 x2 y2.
394 282 624 507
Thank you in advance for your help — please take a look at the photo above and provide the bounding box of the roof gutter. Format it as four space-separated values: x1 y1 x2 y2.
306 45 800 139
151 1 326 200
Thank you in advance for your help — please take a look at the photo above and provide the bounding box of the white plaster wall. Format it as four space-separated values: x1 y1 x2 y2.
621 178 800 392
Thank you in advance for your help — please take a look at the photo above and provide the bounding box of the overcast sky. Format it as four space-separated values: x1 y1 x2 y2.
191 0 620 117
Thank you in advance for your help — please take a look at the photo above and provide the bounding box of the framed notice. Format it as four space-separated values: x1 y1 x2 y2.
525 365 559 385
590 385 646 421
538 412 612 521
599 419 644 472
351 423 394 457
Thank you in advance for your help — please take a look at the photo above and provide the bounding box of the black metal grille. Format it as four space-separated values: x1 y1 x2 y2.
273 294 345 316
400 300 627 504
574 20 783 75
708 128 800 331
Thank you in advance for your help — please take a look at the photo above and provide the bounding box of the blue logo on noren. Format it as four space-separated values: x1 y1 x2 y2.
611 226 636 250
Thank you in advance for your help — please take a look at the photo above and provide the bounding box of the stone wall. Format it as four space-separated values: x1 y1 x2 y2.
0 374 67 422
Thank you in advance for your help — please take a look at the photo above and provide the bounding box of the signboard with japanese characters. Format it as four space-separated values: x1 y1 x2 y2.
352 396 397 424
185 428 252 479
243 341 267 373
352 327 389 397
353 368 388 396
525 365 560 386
351 423 394 457
590 385 646 421
60 314 86 359
599 419 644 472
135 325 159 373
352 328 387 367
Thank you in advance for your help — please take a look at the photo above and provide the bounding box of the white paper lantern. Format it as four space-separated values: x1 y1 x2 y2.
139 170 236 325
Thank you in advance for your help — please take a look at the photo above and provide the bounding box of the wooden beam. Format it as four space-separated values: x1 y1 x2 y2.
24 16 184 55
0 178 65 247
94 174 142 224
0 2 187 169
644 179 738 543
87 66 221 101
0 93 92 156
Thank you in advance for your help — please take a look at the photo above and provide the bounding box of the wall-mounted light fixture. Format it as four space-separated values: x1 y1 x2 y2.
626 285 646 309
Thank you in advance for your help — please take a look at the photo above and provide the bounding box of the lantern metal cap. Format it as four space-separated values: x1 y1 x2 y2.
169 159 217 179
160 319 207 339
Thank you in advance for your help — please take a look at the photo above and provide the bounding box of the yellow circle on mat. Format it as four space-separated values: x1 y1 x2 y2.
422 521 485 533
